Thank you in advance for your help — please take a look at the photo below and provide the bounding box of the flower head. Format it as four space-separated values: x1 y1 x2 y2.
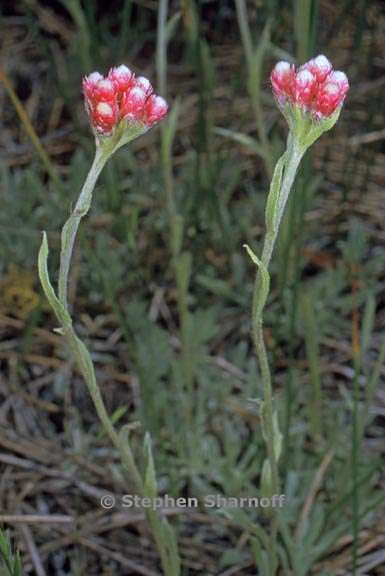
83 65 168 138
270 55 349 120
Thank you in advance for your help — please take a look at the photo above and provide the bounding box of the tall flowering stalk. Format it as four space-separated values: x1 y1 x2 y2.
38 66 180 575
246 55 348 570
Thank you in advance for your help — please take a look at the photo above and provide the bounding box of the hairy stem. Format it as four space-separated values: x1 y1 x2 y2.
50 146 179 575
68 328 143 488
251 137 304 571
54 145 146 492
58 146 107 308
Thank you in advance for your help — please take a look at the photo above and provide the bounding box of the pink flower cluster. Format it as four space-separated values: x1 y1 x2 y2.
83 65 168 135
270 55 349 118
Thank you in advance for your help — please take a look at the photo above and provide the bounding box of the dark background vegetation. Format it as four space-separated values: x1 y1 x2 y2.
0 0 384 574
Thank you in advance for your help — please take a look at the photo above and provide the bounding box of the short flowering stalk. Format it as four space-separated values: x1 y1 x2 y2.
247 55 349 513
38 66 180 576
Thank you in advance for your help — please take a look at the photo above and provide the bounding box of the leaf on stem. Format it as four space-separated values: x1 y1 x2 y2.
143 433 158 499
260 411 282 498
243 244 270 315
261 407 282 463
38 232 72 328
265 151 287 232
301 107 341 149
96 406 129 440
160 516 181 575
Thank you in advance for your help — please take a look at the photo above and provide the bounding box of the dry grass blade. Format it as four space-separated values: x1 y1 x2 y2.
295 449 335 541
0 70 60 186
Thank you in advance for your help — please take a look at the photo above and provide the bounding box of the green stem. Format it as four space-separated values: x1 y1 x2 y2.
252 237 279 490
44 146 179 576
251 136 304 571
66 331 178 575
58 145 107 308
62 266 177 576
67 327 143 491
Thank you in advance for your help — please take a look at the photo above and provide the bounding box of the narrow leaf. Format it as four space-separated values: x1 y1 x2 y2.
38 232 72 328
166 11 181 44
361 293 375 357
265 152 286 232
161 518 181 575
162 98 180 159
143 433 157 499
214 127 266 159
243 244 270 315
